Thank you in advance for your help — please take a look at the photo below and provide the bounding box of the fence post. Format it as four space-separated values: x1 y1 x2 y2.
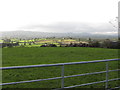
61 65 64 88
106 62 109 89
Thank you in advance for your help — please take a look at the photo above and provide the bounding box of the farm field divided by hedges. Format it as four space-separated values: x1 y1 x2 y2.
2 47 119 88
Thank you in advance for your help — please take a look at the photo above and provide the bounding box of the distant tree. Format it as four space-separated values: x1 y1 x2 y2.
29 42 31 45
109 41 119 49
103 39 111 48
88 38 92 42
91 41 100 47
24 42 26 45
49 44 57 47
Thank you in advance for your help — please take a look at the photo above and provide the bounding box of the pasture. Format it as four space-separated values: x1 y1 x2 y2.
2 47 119 88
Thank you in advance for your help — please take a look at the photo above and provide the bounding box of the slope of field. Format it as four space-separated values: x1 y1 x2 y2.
2 47 119 88
2 47 118 66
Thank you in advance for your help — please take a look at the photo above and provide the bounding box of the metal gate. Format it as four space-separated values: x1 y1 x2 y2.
0 59 120 89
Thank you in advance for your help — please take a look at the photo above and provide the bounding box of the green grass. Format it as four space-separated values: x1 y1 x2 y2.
2 47 118 66
2 47 119 88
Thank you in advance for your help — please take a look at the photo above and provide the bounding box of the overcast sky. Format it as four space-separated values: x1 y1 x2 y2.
0 0 119 34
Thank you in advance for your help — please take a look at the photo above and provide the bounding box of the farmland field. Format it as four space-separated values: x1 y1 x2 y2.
2 47 119 88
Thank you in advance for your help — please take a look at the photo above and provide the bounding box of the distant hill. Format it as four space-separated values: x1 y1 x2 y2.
1 30 118 39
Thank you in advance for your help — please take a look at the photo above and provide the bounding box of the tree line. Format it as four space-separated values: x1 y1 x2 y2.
1 38 119 49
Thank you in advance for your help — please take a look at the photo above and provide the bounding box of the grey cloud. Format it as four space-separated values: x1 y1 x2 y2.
20 22 117 34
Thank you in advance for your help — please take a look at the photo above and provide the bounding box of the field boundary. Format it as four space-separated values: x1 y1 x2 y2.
1 58 120 89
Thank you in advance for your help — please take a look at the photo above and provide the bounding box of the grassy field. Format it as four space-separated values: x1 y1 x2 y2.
2 47 119 88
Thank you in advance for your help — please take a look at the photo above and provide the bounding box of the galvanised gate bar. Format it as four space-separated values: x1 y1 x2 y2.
0 59 120 89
